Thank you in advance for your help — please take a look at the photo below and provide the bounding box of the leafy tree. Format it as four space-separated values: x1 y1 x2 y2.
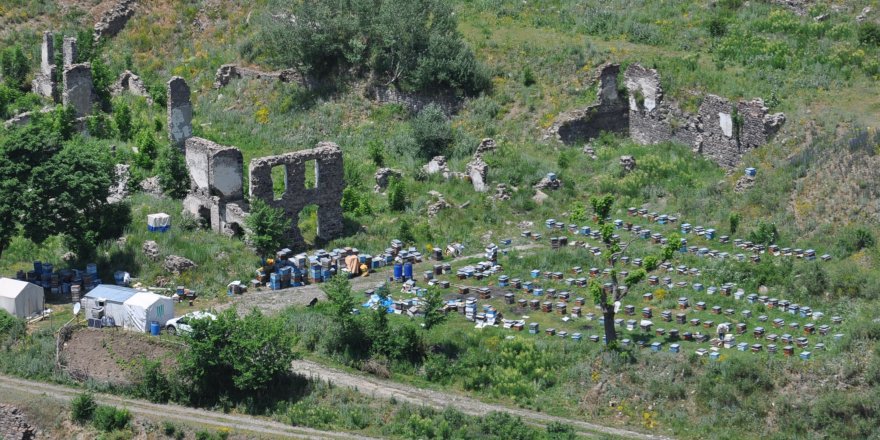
838 227 875 256
257 0 489 95
387 176 408 211
661 233 680 262
322 274 358 331
569 201 588 223
341 187 373 216
589 237 645 345
368 140 385 167
0 45 28 90
643 255 659 272
589 195 614 224
412 104 453 159
91 58 114 110
245 198 288 259
749 221 779 246
599 223 614 244
157 146 191 199
179 309 296 404
858 22 880 47
422 289 447 330
113 101 133 141
729 213 740 234
134 129 159 170
397 219 415 244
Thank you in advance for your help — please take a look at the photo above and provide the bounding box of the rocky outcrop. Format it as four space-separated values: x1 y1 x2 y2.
143 240 160 261
427 191 451 217
94 0 137 41
164 255 196 274
0 404 36 440
620 156 636 174
492 183 512 201
107 164 130 203
534 174 562 191
474 138 497 158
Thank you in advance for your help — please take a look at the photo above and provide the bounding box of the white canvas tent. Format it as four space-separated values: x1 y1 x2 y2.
122 292 174 332
0 278 44 318
147 213 171 232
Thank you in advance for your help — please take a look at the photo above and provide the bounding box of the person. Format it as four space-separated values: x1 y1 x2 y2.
717 323 729 340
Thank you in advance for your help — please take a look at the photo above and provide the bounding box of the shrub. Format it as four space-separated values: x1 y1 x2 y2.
411 104 453 159
858 22 880 47
729 212 740 234
387 176 408 212
521 65 536 86
368 140 385 167
134 129 159 170
748 221 779 245
92 405 131 432
71 393 97 424
113 102 133 141
707 15 728 38
156 146 190 199
245 199 289 259
0 45 28 90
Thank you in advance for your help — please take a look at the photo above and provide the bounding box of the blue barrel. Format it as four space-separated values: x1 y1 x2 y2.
403 263 413 280
86 263 98 275
322 269 333 280
33 261 43 273
150 321 160 336
393 263 403 280
42 263 53 275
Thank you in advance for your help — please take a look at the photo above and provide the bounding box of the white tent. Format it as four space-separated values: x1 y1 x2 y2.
147 213 171 232
122 292 174 332
0 278 44 318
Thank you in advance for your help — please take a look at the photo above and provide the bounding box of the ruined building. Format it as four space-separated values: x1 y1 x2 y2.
546 63 785 168
174 77 345 246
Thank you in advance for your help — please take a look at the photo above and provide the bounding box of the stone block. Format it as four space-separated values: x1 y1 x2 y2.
167 76 193 148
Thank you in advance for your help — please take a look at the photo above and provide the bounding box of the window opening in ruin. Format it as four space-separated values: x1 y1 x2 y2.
228 222 244 238
271 165 287 200
298 204 318 246
304 160 317 189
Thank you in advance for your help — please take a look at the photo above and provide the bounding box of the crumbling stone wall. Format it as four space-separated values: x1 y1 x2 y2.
213 64 303 89
249 142 345 247
167 76 193 148
550 62 784 168
545 63 629 144
182 137 248 236
368 86 462 114
94 0 137 41
111 70 152 103
0 404 36 440
62 37 77 67
32 32 57 101
62 63 95 118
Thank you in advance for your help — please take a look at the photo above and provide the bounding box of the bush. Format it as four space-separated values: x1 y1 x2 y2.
412 104 453 160
368 140 385 167
134 129 159 170
113 102 133 141
858 22 880 47
387 176 408 212
71 393 97 424
245 198 289 259
156 146 190 199
0 45 28 90
92 405 131 432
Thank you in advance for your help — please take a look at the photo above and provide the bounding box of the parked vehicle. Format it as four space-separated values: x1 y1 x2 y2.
164 311 216 335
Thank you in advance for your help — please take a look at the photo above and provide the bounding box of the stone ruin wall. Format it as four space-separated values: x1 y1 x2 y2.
32 32 57 101
547 62 785 168
182 137 248 236
62 63 95 119
546 63 629 145
249 143 346 247
94 0 137 42
167 76 194 148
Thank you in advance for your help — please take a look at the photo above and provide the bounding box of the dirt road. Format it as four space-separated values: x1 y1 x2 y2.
0 374 377 440
291 360 669 440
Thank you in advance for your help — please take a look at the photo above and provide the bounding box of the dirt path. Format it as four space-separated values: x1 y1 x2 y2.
0 374 377 440
291 360 670 440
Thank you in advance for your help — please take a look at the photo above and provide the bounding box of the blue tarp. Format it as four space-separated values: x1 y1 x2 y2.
83 284 138 303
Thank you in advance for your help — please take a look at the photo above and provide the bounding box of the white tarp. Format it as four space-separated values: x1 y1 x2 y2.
0 278 44 318
147 213 171 228
122 292 174 332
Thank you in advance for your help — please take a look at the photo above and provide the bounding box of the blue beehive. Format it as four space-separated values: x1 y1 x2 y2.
580 226 591 235
669 343 680 353
530 269 540 278
745 167 757 177
709 352 721 361
800 351 812 360
651 342 662 352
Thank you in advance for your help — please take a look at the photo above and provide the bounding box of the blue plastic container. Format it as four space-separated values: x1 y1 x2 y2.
393 264 403 280
150 321 160 336
403 263 413 280
33 261 43 273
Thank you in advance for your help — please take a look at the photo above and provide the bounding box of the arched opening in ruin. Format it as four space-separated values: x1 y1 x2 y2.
228 222 244 238
196 206 211 229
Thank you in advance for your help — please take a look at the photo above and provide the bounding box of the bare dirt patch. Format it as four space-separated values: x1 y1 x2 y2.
60 327 180 386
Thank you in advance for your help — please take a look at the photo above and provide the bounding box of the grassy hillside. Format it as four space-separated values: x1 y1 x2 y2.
1 0 880 439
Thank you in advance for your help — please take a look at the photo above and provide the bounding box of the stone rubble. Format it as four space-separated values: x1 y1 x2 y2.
620 155 637 174
142 241 160 261
164 255 197 274
374 168 402 192
94 0 137 41
111 70 152 103
0 404 36 440
427 191 451 217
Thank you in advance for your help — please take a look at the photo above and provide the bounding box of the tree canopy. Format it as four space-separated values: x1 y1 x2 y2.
255 0 490 96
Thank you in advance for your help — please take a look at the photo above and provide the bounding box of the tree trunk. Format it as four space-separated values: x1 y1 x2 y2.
602 306 617 345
